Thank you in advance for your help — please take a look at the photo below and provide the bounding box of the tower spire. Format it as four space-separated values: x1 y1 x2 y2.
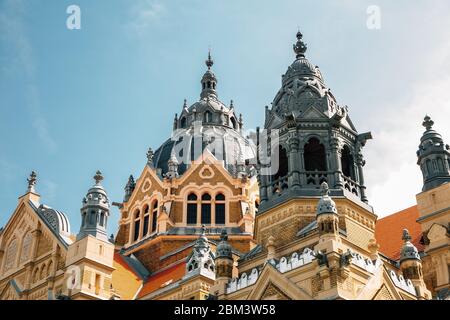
200 50 218 99
206 49 214 70
293 31 307 59
417 115 450 191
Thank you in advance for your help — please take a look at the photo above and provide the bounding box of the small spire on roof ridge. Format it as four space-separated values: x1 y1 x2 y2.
206 49 214 70
27 171 37 192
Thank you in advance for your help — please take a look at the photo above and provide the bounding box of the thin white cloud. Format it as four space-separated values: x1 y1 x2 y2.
0 0 57 153
128 0 166 35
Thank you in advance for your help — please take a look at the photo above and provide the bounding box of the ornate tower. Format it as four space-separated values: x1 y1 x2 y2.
64 171 117 300
415 116 450 298
77 171 110 241
399 229 431 299
259 31 372 210
417 115 450 192
254 31 377 252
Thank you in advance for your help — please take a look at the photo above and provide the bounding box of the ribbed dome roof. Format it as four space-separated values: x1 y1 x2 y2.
153 125 256 176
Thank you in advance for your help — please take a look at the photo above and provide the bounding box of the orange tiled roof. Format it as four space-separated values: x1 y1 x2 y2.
114 253 142 280
137 261 186 299
375 205 424 260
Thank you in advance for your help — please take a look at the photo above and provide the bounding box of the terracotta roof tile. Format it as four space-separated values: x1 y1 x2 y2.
137 261 186 299
375 205 424 260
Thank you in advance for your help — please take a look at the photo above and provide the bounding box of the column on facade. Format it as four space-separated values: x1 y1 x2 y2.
355 150 368 203
287 130 301 190
257 170 268 204
330 132 343 188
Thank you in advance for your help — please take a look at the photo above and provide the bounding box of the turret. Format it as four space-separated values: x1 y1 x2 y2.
417 115 450 192
78 171 110 242
316 182 339 240
214 230 233 282
399 229 431 299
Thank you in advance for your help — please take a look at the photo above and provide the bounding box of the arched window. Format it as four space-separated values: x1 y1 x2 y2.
203 82 206 90
304 138 327 171
143 205 150 237
90 211 96 225
187 193 198 225
207 81 211 89
151 201 158 233
99 212 105 227
204 111 212 123
20 232 32 264
273 145 288 181
180 117 187 129
4 239 18 272
230 117 237 130
82 212 87 227
133 209 141 242
341 145 355 180
215 193 225 225
201 194 212 225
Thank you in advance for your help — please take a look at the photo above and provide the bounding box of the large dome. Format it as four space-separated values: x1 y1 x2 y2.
152 53 257 177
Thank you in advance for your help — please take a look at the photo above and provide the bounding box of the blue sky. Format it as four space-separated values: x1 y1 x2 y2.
1 0 450 235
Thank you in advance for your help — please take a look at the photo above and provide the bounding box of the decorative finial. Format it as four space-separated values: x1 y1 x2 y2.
169 148 178 165
94 170 103 185
183 99 188 108
320 181 329 196
201 224 207 235
205 50 214 70
220 229 228 241
230 100 234 109
147 147 154 166
293 30 307 58
422 115 434 131
402 229 412 242
27 171 37 192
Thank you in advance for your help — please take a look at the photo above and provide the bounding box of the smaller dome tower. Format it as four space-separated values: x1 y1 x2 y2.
215 229 233 281
399 229 431 299
201 51 218 99
316 182 339 239
78 171 110 242
417 115 450 192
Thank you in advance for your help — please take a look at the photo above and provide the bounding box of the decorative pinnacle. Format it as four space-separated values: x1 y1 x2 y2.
293 31 307 59
147 147 154 166
183 99 188 108
402 229 412 242
27 171 37 192
320 181 330 196
205 50 214 70
220 229 228 242
201 224 207 235
422 115 434 131
94 170 103 185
